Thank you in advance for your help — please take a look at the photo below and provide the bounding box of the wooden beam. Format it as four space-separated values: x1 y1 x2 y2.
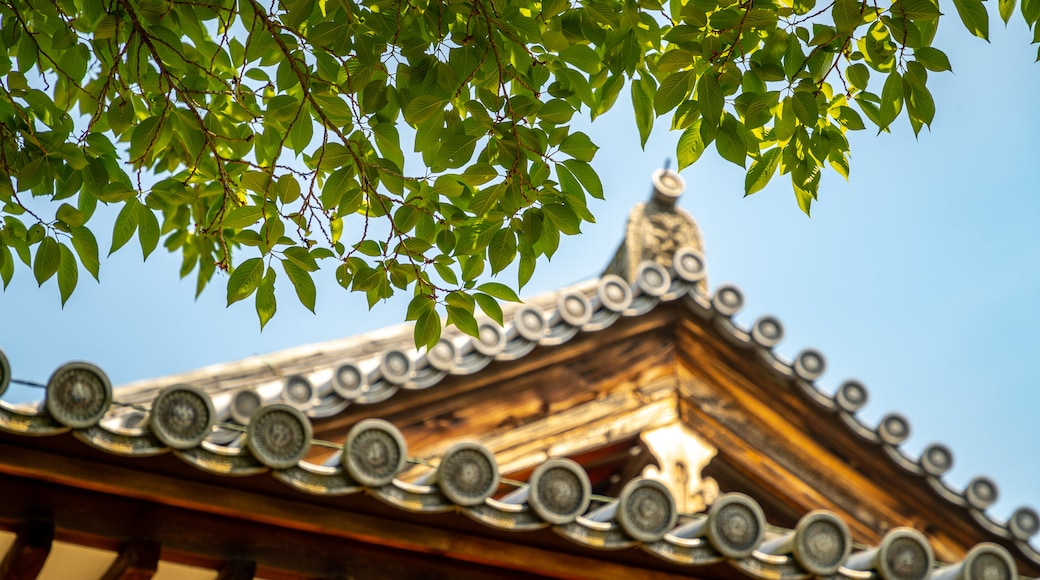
101 540 160 580
216 559 255 580
0 443 692 579
0 520 54 580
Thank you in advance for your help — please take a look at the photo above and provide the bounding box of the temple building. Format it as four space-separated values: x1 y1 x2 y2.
1 170 1038 579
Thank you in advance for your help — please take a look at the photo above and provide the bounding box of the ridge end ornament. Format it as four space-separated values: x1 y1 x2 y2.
604 169 706 289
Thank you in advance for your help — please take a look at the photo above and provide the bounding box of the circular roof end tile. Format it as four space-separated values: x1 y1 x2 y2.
751 316 784 348
230 388 263 424
706 492 766 559
712 285 744 317
794 349 826 381
557 292 592 327
149 384 215 449
332 363 365 399
960 543 1016 580
343 418 407 487
877 528 934 580
528 458 591 525
617 479 677 544
282 375 314 409
878 414 911 445
427 339 458 372
598 275 633 313
45 362 112 429
792 510 852 576
673 247 707 284
436 442 500 507
0 348 9 397
920 444 953 477
836 380 869 413
380 350 413 384
246 403 312 470
965 477 999 510
514 306 547 342
472 322 507 357
636 261 671 297
1010 507 1040 541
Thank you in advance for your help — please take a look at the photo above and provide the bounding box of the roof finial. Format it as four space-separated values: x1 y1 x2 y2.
650 168 685 208
603 168 704 286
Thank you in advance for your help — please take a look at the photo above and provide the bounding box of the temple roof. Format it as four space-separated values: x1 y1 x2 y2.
1 171 1038 579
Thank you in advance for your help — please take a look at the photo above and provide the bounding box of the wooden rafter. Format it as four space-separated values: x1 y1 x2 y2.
0 520 53 580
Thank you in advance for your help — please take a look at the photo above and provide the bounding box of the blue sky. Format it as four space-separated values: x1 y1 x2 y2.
2 6 1039 533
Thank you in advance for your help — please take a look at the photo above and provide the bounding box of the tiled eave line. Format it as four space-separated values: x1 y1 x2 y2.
1 247 1038 572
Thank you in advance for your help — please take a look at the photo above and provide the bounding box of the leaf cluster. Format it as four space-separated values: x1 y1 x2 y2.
0 0 1035 348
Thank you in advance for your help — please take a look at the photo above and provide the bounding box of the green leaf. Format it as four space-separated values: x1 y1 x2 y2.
846 63 870 90
488 228 517 274
560 44 602 74
256 267 277 330
446 304 480 338
716 115 748 168
129 116 163 163
677 118 706 170
697 73 724 128
224 206 264 229
914 47 952 72
0 245 13 289
403 95 447 125
1008 2 1034 26
562 159 604 199
952 0 989 40
745 148 782 195
470 183 504 217
414 308 442 350
34 237 61 286
894 0 940 20
631 75 656 147
792 90 819 127
71 226 100 281
559 132 599 161
543 203 581 235
835 106 866 130
477 282 522 302
474 293 504 325
110 200 139 255
654 71 695 115
282 259 317 313
832 0 862 33
137 204 160 260
880 72 904 129
57 243 78 307
56 203 84 228
227 257 265 306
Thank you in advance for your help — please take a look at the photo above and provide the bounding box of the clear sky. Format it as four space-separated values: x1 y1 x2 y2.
2 6 1038 536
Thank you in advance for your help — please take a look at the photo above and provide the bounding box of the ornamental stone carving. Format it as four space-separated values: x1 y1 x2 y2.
791 511 851 575
344 418 407 487
45 362 112 429
528 458 591 525
604 169 706 290
150 384 215 449
246 403 312 469
616 478 678 543
706 493 766 559
436 442 500 507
